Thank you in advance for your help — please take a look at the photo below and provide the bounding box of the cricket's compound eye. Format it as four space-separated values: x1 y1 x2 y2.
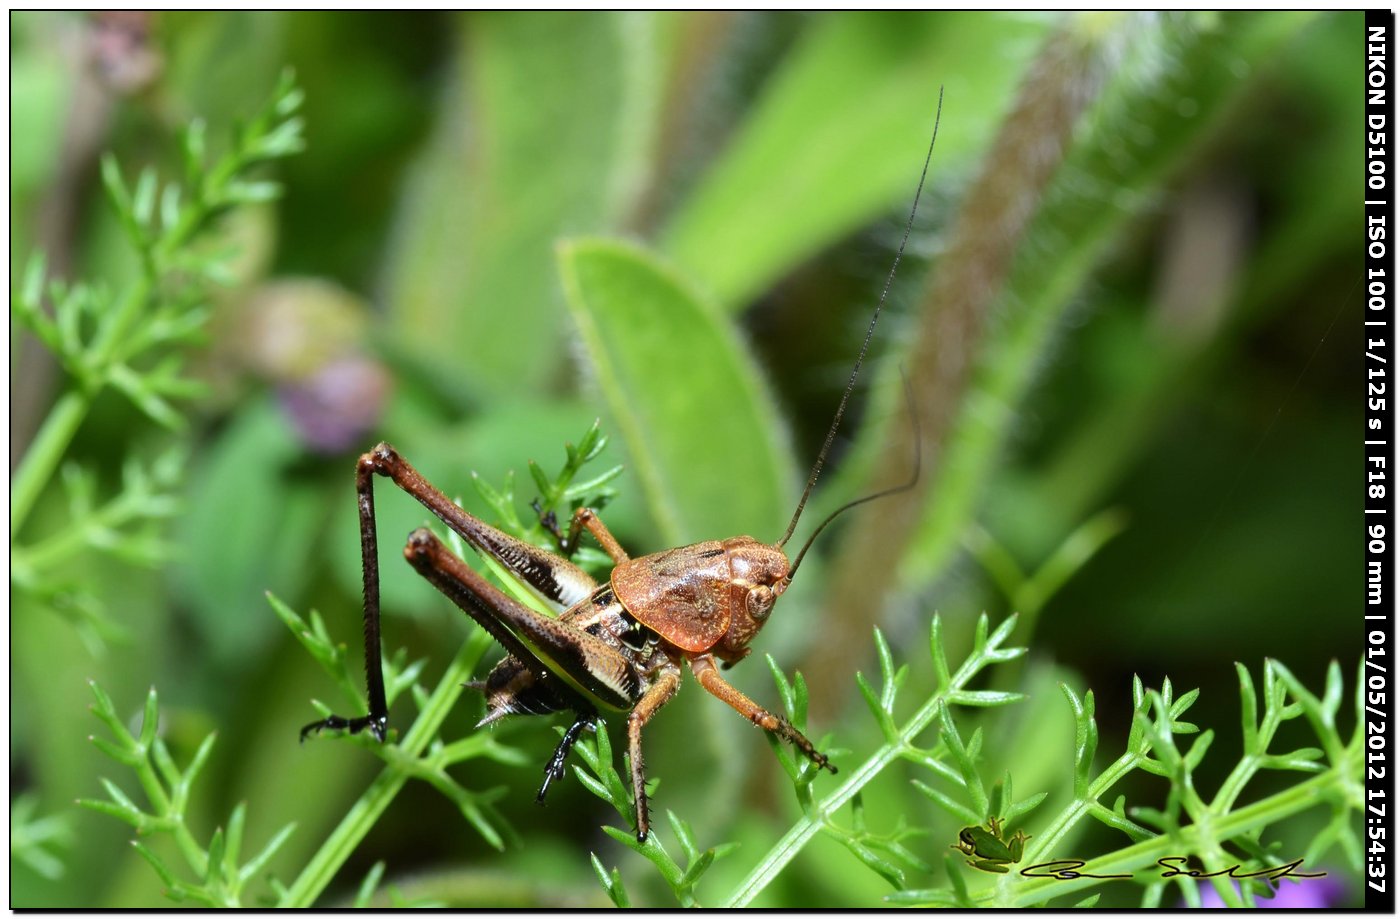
747 584 775 621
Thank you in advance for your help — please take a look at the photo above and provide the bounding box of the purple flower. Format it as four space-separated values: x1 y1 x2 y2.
1191 874 1347 909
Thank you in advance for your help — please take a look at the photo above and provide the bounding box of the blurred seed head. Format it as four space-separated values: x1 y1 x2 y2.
241 278 370 379
278 355 391 455
236 278 392 454
88 11 162 95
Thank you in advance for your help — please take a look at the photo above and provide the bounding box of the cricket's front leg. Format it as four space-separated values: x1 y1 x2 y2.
689 654 837 774
535 503 630 566
565 507 630 564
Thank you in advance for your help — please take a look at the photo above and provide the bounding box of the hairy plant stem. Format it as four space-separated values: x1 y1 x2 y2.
805 16 1107 717
279 630 491 907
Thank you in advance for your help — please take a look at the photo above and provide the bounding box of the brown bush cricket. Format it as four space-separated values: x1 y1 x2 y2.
302 93 943 842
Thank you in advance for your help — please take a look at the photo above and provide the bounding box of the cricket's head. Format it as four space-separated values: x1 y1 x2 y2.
699 536 790 662
729 537 792 617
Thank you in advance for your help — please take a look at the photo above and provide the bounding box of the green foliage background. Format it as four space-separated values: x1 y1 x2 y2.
10 11 1363 908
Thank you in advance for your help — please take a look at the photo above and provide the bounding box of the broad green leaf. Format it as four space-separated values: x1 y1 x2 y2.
663 11 1052 308
385 12 672 398
558 238 796 544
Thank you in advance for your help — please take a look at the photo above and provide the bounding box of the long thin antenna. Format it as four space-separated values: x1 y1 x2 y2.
788 372 919 580
776 86 944 550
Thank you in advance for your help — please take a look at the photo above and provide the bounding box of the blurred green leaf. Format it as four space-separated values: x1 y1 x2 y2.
663 11 1051 307
386 11 671 398
172 400 323 661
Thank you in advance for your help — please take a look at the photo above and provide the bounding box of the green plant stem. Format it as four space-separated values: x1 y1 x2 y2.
105 722 217 898
12 80 293 543
12 214 164 544
724 647 989 907
1024 745 1144 863
11 238 158 544
725 749 903 907
278 630 489 907
16 487 154 575
136 770 212 893
11 389 90 538
89 279 153 370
